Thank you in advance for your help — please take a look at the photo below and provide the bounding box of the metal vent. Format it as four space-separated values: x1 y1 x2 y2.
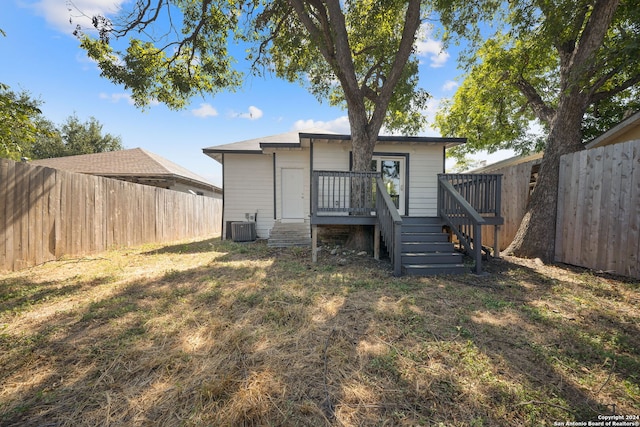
231 221 256 242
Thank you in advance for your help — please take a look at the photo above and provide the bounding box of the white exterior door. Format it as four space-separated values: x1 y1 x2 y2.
282 168 305 221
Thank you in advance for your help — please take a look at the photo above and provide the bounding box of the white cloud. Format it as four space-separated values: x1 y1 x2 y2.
99 92 135 105
442 80 459 92
31 0 127 34
99 92 160 107
192 103 218 118
415 24 450 68
247 105 263 119
230 105 263 120
291 116 351 134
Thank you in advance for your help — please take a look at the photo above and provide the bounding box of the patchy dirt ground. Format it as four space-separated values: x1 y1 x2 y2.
1 238 638 426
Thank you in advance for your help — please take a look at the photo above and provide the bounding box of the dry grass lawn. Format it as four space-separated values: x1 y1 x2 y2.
0 237 638 426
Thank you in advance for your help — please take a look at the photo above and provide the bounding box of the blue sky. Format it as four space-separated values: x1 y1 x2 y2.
2 0 512 186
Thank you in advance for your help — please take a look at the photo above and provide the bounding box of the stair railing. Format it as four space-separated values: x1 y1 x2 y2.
437 177 486 274
375 177 403 276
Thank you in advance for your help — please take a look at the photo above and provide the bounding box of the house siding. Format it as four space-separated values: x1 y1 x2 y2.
312 141 444 217
171 182 221 198
219 138 447 240
223 153 274 239
312 140 351 171
404 144 443 217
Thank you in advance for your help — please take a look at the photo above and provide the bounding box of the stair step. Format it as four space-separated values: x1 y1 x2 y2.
268 222 311 248
403 264 468 276
395 217 467 276
401 216 443 225
401 242 455 252
268 241 311 248
401 252 463 264
401 224 443 234
401 232 449 243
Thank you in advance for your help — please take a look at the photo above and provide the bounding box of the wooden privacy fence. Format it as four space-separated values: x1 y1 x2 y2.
1 159 222 271
555 139 640 279
479 160 538 251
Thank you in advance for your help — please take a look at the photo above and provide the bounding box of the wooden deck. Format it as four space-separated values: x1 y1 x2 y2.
310 171 503 275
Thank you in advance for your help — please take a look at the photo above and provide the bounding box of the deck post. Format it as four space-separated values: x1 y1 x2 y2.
474 224 482 274
493 224 500 259
393 221 402 276
311 224 318 263
374 223 380 260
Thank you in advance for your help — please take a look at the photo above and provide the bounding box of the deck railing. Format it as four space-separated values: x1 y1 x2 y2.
440 173 502 216
438 174 503 274
375 177 403 276
312 170 379 216
438 177 485 274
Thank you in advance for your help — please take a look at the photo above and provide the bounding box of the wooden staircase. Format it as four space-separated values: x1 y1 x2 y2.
268 221 311 247
400 217 467 276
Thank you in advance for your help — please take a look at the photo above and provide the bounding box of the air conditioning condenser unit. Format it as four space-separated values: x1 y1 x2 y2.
231 221 256 242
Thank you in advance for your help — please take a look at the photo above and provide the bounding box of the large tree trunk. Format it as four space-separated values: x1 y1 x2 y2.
288 0 421 252
344 117 379 251
505 99 586 261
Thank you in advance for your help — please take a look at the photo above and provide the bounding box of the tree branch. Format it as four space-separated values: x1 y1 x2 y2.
590 74 640 104
569 0 620 80
110 0 169 39
286 0 334 63
368 0 421 133
514 77 556 125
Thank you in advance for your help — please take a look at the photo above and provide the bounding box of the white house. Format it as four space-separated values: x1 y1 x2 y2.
203 130 502 276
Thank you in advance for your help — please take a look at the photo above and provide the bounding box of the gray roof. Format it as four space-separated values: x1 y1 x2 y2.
202 129 465 162
31 148 220 192
202 129 332 154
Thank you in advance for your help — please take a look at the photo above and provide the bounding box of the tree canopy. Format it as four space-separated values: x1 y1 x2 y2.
26 115 124 160
0 85 44 160
435 0 640 160
76 1 430 160
435 0 640 260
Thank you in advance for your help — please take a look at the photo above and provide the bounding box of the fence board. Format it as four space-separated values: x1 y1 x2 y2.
32 166 45 265
586 147 604 268
45 167 60 260
7 161 16 270
627 142 640 277
555 154 569 261
17 163 30 269
595 146 613 271
606 144 624 272
0 159 222 271
617 142 633 275
0 160 7 269
0 160 11 270
628 142 640 278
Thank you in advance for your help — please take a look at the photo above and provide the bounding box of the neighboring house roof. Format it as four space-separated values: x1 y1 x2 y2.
470 152 543 174
31 148 221 193
585 110 640 149
202 129 466 163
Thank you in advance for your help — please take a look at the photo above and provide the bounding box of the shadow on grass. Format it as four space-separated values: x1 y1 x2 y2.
0 240 638 426
141 236 222 255
0 277 86 315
